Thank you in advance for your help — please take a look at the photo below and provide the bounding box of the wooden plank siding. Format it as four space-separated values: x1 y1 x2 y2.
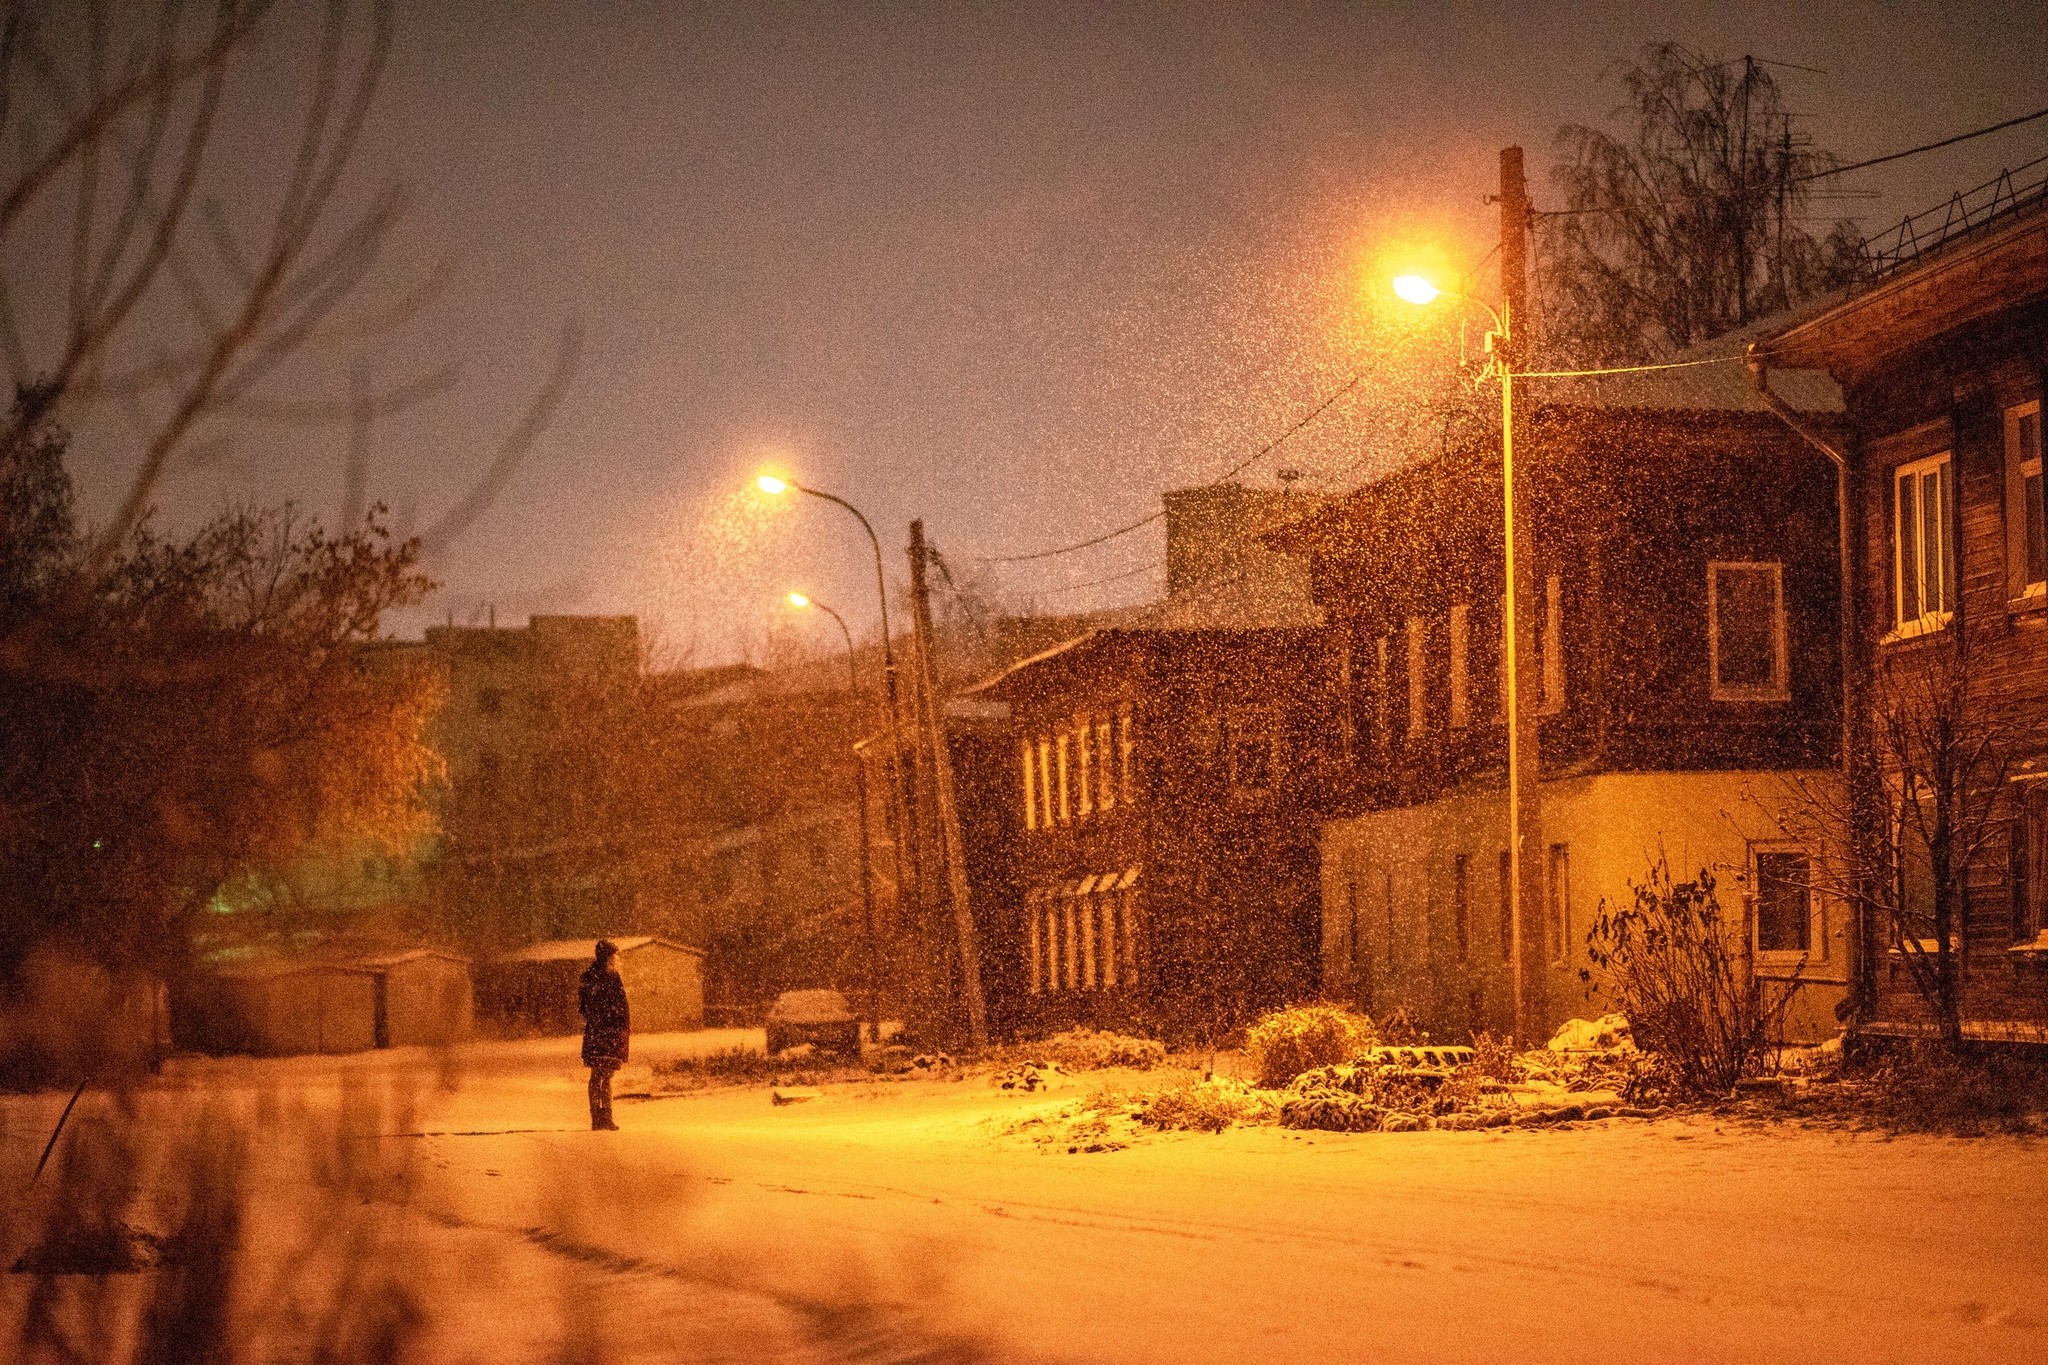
1842 299 2048 1029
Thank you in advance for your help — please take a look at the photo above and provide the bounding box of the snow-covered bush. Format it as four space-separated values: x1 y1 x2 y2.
1137 1078 1280 1132
1026 1027 1167 1071
1244 1004 1377 1088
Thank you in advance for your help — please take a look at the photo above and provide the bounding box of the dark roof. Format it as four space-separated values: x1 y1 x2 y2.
492 935 704 963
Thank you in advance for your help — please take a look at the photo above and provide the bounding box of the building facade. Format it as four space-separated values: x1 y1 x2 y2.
1759 185 2048 1042
1271 398 1851 1043
971 627 1328 1039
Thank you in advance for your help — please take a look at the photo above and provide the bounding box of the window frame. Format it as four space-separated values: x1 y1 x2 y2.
1891 450 1956 638
1405 615 1428 738
2005 399 2045 606
1750 844 1817 964
1447 602 1471 729
1539 573 1565 715
1707 559 1791 702
1224 703 1277 794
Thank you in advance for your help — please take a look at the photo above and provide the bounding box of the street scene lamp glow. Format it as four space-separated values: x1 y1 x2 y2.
786 591 810 609
1392 274 1442 305
756 474 790 496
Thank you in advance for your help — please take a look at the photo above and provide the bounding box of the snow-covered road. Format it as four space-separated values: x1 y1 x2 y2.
6 1037 2044 1363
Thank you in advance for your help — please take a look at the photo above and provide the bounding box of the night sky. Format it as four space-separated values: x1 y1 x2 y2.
51 0 2048 664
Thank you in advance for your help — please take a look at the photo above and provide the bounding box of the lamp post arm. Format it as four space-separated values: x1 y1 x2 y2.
796 482 895 670
810 598 859 698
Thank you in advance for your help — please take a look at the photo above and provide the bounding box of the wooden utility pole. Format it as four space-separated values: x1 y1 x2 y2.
905 520 989 1048
1498 145 1549 1042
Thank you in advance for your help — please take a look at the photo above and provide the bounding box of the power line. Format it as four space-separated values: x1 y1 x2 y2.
1535 103 2048 220
1021 556 1166 597
973 369 1366 564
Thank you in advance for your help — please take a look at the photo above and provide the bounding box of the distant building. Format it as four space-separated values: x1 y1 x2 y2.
186 949 472 1056
1758 178 2048 1044
1158 481 1328 629
967 626 1328 1038
1268 371 1850 1043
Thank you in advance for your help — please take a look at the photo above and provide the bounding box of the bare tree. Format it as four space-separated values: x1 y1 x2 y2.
0 0 577 584
1536 45 1864 364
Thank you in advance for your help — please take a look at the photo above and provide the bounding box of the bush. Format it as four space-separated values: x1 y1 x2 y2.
1857 1046 2048 1135
1137 1078 1280 1133
1244 1005 1377 1088
1025 1028 1167 1071
1469 1032 1522 1083
1583 858 1793 1097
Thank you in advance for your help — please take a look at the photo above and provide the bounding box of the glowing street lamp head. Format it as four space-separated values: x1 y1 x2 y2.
1392 274 1442 306
756 474 790 496
786 591 811 610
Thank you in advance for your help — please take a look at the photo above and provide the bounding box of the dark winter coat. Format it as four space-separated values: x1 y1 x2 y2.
579 963 630 1067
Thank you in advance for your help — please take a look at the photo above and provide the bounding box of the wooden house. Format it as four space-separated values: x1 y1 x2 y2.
1267 376 1851 1043
966 626 1329 1039
1757 180 2048 1044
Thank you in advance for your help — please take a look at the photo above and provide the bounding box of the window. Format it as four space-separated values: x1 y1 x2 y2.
1708 561 1789 701
2007 401 2045 602
1077 719 1093 818
1753 849 1812 954
1497 850 1513 960
1226 705 1275 792
1056 732 1071 824
1333 634 1356 761
1118 707 1135 805
2015 786 2048 941
1020 740 1037 831
476 685 504 716
1540 573 1565 713
1096 719 1116 810
1893 452 1955 635
1038 738 1055 829
1547 843 1570 963
1452 853 1470 960
1027 894 1044 992
1406 616 1428 736
1373 636 1392 753
1448 603 1471 729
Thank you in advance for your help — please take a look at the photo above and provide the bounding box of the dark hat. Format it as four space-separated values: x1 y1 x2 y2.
593 939 618 960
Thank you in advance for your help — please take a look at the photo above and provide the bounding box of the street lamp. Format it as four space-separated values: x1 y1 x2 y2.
1395 275 1543 1042
754 470 911 889
786 590 884 1041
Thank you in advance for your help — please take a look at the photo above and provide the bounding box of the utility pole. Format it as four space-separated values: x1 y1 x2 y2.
906 520 989 1048
1498 145 1548 1043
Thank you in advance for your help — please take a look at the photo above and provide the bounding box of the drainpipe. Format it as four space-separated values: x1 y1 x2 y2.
1745 346 1873 1023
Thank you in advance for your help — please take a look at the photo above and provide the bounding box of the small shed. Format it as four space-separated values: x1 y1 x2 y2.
356 949 474 1047
201 962 381 1056
476 936 705 1037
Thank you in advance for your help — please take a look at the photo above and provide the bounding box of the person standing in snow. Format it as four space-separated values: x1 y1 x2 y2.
579 940 630 1131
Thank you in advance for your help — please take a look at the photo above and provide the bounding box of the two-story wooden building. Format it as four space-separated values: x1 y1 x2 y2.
1268 373 1851 1043
1756 180 2048 1044
966 626 1330 1039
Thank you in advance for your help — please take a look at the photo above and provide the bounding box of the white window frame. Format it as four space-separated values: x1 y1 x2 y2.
1056 731 1071 824
1892 451 1955 638
1077 716 1093 818
2006 400 2045 605
1095 718 1116 810
1707 560 1790 702
1750 843 1819 965
1020 739 1037 831
1118 707 1135 806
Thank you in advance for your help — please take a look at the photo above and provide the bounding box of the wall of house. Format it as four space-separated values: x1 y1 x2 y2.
1319 768 1850 1044
1844 300 2048 1030
381 958 474 1047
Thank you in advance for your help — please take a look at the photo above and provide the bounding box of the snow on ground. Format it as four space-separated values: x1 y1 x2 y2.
4 1033 2045 1363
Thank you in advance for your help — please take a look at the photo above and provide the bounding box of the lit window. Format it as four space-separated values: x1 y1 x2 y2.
1448 603 1471 729
1540 574 1565 713
1119 708 1135 805
1056 732 1071 824
1027 894 1044 992
1754 849 1812 954
1096 719 1115 809
2006 401 2044 601
1373 635 1392 753
1893 451 1955 635
1038 738 1054 829
1406 616 1428 736
1077 719 1093 818
1709 561 1789 701
1020 740 1037 831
